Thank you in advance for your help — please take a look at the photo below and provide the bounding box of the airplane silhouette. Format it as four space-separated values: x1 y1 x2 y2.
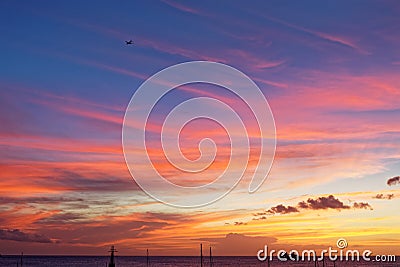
125 40 134 45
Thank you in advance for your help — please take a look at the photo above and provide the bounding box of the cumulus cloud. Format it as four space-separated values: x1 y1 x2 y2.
353 202 373 210
298 195 350 210
0 229 54 243
259 195 373 219
387 176 400 186
374 193 395 200
267 204 299 214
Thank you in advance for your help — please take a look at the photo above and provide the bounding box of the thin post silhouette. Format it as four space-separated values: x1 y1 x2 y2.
200 243 203 267
209 246 212 267
146 249 149 267
20 252 23 267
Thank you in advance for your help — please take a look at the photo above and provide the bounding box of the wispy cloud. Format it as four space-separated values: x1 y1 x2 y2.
0 229 56 243
225 49 286 71
252 216 267 221
262 14 368 54
161 0 203 15
139 37 228 62
198 233 277 256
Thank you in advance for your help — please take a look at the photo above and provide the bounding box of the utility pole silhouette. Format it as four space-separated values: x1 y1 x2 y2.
108 246 117 267
200 243 203 267
146 249 149 267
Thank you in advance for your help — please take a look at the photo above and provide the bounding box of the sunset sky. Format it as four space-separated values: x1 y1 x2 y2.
1 0 400 256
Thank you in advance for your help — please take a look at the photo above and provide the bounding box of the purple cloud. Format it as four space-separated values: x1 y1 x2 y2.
0 229 55 243
387 176 400 186
267 204 299 214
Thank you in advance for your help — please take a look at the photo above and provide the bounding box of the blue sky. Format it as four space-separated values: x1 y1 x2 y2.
0 0 400 256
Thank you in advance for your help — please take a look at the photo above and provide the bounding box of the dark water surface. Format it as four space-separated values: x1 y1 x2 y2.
0 256 398 267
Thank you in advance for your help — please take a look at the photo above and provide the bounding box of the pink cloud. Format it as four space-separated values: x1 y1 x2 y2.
262 14 369 54
161 0 203 15
226 49 286 72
